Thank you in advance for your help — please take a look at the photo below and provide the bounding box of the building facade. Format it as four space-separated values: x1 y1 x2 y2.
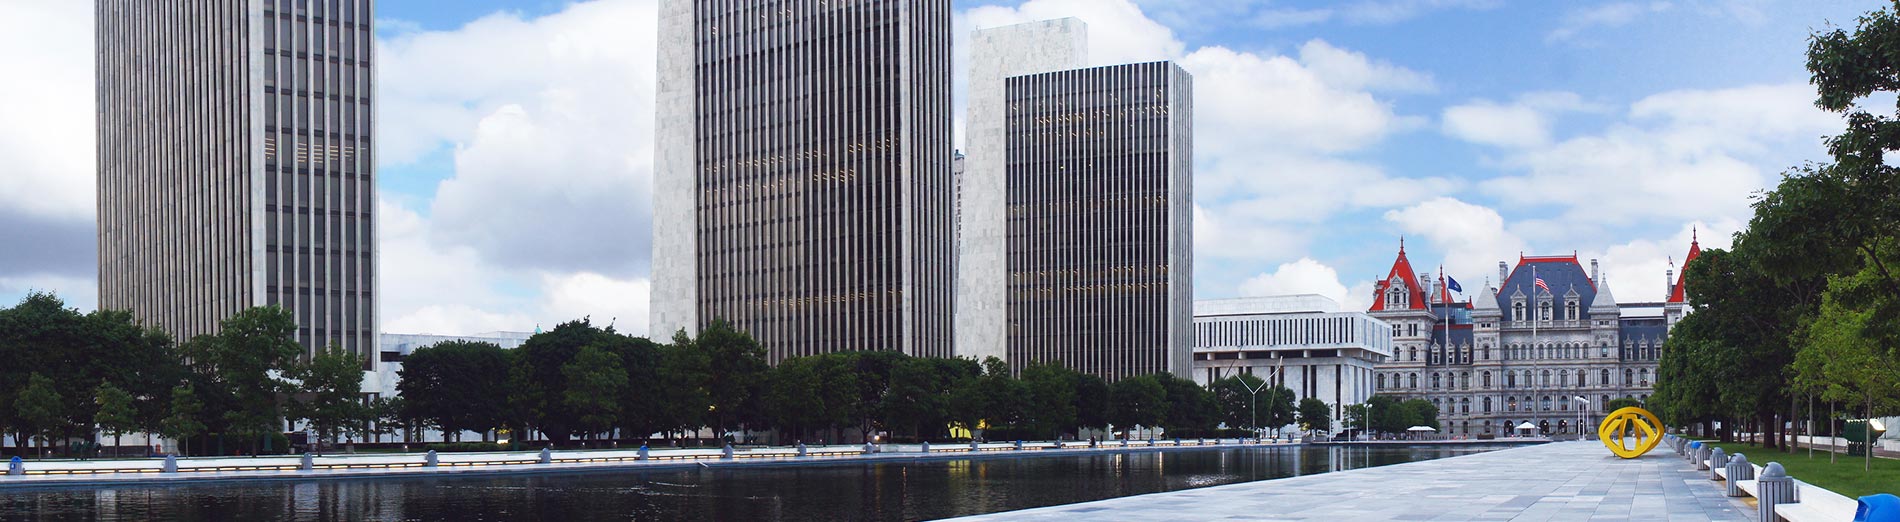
1002 61 1194 380
96 0 378 365
651 0 956 362
1191 295 1392 427
956 18 1089 365
1367 239 1696 436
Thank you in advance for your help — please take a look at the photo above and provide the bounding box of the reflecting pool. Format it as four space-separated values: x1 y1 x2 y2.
0 444 1519 521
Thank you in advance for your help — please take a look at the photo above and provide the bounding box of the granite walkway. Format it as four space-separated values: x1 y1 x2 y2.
953 440 1753 521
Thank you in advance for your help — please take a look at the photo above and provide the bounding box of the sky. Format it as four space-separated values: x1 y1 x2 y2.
0 0 1880 338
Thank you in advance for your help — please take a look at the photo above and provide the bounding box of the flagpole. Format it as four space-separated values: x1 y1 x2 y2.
1531 266 1539 436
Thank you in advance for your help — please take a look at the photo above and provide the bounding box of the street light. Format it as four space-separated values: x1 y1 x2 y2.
1572 396 1590 440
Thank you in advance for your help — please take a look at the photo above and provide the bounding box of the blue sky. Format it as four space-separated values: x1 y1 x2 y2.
0 0 1879 337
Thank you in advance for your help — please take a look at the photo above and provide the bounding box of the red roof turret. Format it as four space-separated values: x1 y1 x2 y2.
1369 238 1428 311
1668 228 1702 303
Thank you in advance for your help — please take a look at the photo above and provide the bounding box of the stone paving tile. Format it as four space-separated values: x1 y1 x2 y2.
949 441 1755 521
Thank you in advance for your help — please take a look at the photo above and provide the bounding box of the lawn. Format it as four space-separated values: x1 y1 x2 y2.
1695 440 1900 499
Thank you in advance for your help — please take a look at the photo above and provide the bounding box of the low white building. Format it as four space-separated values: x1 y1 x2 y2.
1191 295 1392 432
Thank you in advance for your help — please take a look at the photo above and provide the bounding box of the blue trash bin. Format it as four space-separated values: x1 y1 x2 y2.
1856 493 1900 522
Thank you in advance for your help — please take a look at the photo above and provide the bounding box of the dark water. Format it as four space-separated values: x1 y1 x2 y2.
0 444 1516 521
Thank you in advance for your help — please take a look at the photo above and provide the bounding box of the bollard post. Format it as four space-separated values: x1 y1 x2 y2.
1756 462 1798 521
1707 447 1725 480
1685 441 1700 462
161 455 177 474
425 450 439 468
7 456 21 476
722 443 734 460
864 442 875 455
1014 440 1024 451
639 444 650 460
301 453 314 471
1694 444 1712 471
969 441 979 452
798 443 808 457
539 447 553 464
1119 438 1128 448
1725 454 1754 497
921 441 931 454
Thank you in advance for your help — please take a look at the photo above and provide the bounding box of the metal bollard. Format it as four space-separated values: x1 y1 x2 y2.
1685 441 1700 462
969 441 979 452
722 443 734 460
1756 462 1797 521
797 443 808 457
1119 438 1128 447
301 453 314 471
425 450 439 467
1725 454 1754 497
1695 444 1712 470
1014 440 1024 451
1707 447 1725 479
539 447 552 464
864 442 876 454
7 456 21 476
640 444 651 460
921 441 931 453
161 455 177 473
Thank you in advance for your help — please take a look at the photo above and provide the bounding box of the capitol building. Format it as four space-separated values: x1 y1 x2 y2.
1365 237 1700 437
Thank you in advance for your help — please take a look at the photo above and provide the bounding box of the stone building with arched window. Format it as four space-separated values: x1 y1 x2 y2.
1366 236 1697 437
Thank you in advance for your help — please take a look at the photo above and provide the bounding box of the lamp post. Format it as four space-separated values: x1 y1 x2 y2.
1572 396 1590 441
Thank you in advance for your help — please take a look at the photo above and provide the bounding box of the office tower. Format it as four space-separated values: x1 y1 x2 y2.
956 19 1088 364
652 0 955 362
1004 61 1195 381
96 0 378 366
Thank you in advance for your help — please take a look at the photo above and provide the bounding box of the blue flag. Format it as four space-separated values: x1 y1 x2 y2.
1446 276 1464 293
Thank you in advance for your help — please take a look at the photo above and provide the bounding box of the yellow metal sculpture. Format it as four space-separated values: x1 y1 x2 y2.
1598 406 1663 458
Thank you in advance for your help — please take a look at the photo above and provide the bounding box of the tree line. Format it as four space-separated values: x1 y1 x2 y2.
1651 3 1900 471
0 293 378 457
395 317 1344 445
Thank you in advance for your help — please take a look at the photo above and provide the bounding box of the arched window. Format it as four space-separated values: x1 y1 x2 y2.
1483 346 1491 360
1639 368 1650 385
1460 398 1470 414
1408 373 1418 388
1377 374 1386 389
1508 397 1519 412
1483 397 1493 413
1513 302 1525 322
1506 371 1516 388
1432 373 1442 389
1559 370 1569 388
1541 396 1552 411
1409 347 1417 361
1460 372 1470 389
1541 370 1551 387
1482 371 1492 387
1539 301 1551 321
1600 395 1611 412
1600 369 1610 387
1623 368 1633 385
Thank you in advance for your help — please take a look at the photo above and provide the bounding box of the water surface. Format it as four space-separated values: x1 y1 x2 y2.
0 444 1515 521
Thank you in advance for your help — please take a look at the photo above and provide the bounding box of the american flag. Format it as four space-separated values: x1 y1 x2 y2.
1534 277 1550 292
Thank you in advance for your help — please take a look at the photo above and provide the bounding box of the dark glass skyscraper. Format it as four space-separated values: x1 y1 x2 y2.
96 0 377 366
652 0 955 362
1004 61 1194 381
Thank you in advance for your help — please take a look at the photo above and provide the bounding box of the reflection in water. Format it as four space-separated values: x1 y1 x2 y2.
0 444 1514 521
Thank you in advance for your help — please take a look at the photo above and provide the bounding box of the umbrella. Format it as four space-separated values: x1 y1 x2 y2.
1515 422 1536 431
1406 426 1437 432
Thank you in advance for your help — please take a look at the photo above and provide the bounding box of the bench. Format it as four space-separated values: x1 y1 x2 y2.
1774 481 1859 522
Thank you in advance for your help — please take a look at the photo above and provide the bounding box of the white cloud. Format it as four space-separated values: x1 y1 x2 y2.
1384 197 1529 288
1239 258 1369 310
1252 7 1334 29
1549 2 1672 43
381 0 657 277
538 272 651 335
0 0 94 221
1341 0 1500 25
0 275 96 312
1581 220 1737 303
965 0 1183 66
1297 40 1435 93
1443 101 1550 148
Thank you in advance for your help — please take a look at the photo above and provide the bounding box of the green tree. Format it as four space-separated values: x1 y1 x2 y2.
288 344 367 452
977 357 1026 433
184 307 302 454
562 345 628 439
397 340 512 442
1072 372 1110 433
610 335 667 441
1796 267 1900 470
1108 375 1167 439
1604 397 1644 412
1154 374 1217 434
1398 398 1440 430
509 318 608 443
654 330 712 440
92 382 137 457
1021 362 1079 439
160 385 206 457
699 319 769 440
1297 397 1332 436
15 373 64 454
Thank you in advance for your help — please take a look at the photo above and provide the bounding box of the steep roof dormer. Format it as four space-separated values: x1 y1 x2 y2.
1369 238 1428 312
1667 229 1702 304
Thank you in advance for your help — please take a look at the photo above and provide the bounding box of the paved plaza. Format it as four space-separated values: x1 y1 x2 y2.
956 440 1753 521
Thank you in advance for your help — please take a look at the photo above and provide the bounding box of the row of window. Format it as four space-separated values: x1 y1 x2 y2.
1376 367 1654 390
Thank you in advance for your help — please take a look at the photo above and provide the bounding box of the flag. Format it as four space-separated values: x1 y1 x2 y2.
1534 277 1550 292
1446 276 1463 293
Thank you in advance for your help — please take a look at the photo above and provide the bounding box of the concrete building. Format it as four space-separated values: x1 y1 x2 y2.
1191 295 1392 430
956 18 1088 365
96 0 378 365
651 0 956 363
1367 239 1694 437
369 331 533 399
1001 61 1194 381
